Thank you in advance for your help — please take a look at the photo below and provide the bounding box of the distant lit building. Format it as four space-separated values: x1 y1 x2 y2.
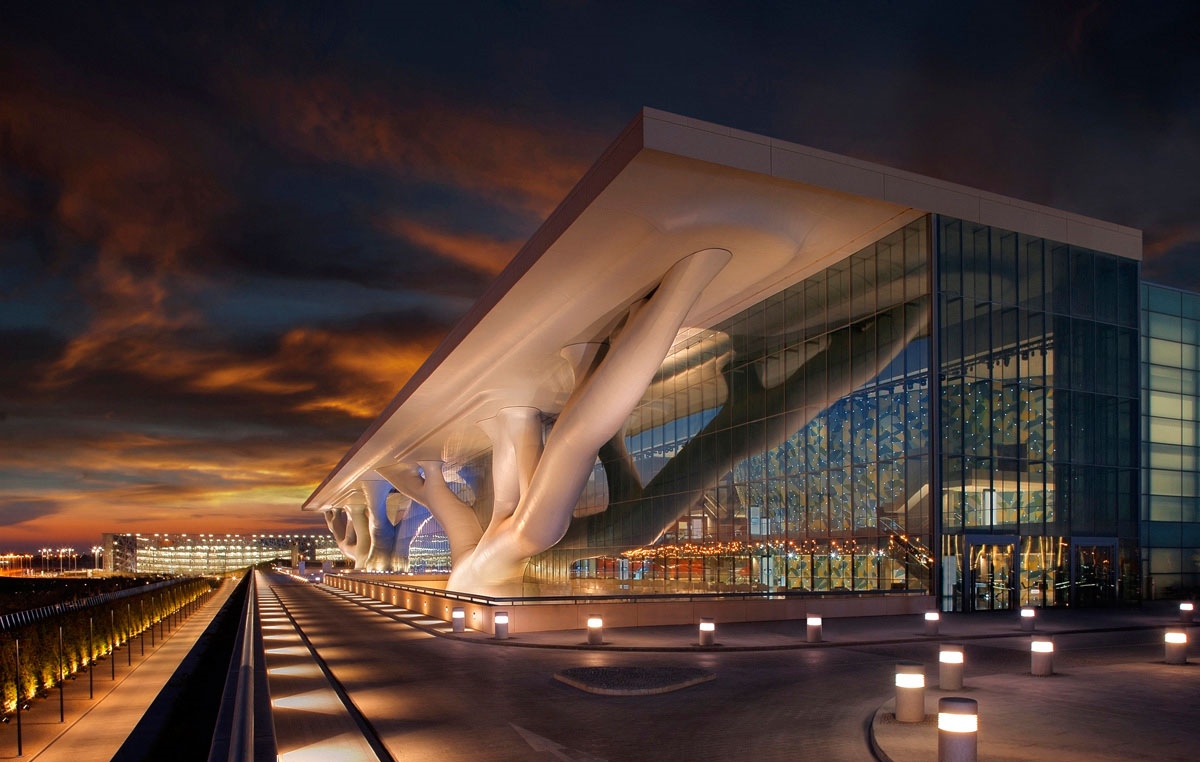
102 533 344 575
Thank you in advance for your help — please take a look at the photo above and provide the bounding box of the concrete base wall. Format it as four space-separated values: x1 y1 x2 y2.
328 574 934 636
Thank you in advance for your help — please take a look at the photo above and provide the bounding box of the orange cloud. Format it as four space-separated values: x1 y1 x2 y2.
235 74 597 216
377 215 518 276
1144 225 1200 259
275 326 444 419
0 423 344 547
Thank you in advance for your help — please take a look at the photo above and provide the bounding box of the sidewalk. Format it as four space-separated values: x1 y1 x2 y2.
870 658 1197 761
0 579 235 762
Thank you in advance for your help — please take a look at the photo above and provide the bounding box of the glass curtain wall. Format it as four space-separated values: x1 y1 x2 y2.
937 216 1139 611
521 218 935 595
1141 283 1200 598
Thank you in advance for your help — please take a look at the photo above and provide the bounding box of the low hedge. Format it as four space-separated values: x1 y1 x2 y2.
1 577 216 714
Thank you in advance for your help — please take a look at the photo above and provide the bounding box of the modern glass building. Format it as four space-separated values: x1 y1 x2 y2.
532 216 1141 612
1141 284 1200 598
305 109 1192 614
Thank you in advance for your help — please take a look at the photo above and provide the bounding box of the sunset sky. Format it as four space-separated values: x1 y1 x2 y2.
2 1 1198 551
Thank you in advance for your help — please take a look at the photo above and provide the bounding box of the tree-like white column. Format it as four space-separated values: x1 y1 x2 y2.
323 507 357 561
382 248 732 595
322 496 373 567
360 477 396 571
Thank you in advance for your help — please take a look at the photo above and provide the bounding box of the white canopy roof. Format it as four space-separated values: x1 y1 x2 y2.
304 108 1140 511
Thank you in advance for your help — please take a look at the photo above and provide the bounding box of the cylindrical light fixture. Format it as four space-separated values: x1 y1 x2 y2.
451 606 465 633
587 616 604 645
1165 630 1188 665
938 696 978 762
894 662 926 723
1031 637 1054 676
698 617 716 647
806 614 823 643
925 611 941 636
1180 602 1194 624
1020 607 1036 632
939 644 964 690
494 611 510 640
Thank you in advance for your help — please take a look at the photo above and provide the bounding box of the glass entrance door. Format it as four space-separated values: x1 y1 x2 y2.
1072 540 1118 606
968 542 1016 611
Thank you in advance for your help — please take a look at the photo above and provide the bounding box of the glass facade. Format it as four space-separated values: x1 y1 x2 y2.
551 218 933 596
1141 284 1200 597
937 218 1140 611
404 214 1146 608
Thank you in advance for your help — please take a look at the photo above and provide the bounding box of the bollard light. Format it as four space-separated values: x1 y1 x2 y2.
698 617 716 647
1031 637 1054 676
806 615 823 643
1181 602 1195 624
451 606 465 633
1020 607 1036 632
925 611 941 636
494 611 510 640
938 696 978 762
587 616 604 645
939 644 964 690
1165 630 1188 665
894 662 926 723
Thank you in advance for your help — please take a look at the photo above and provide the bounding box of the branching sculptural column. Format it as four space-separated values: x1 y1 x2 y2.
361 478 396 571
382 248 732 595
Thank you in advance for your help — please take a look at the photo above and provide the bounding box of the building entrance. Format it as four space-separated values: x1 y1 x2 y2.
1072 539 1118 606
967 541 1016 611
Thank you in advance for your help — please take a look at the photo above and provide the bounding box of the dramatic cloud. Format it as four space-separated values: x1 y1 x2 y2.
377 216 519 277
0 499 65 527
0 1 1197 552
233 74 597 218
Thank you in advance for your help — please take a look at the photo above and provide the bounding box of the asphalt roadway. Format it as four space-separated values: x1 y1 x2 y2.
263 573 1199 762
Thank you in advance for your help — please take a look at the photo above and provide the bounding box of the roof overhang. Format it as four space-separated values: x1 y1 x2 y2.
303 108 1142 510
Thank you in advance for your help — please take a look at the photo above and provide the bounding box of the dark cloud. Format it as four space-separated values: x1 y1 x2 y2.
0 329 68 376
1144 239 1200 293
0 498 64 527
201 196 506 297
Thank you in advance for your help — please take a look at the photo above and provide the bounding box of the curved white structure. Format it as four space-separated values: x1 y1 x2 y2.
396 248 731 594
304 108 1141 601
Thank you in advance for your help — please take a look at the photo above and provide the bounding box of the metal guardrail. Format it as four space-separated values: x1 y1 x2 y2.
228 572 257 762
329 573 929 607
0 578 187 632
208 569 272 762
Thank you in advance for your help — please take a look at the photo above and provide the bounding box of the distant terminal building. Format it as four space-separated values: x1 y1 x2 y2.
102 533 344 575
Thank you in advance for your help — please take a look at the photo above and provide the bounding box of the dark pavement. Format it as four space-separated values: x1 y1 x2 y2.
269 574 1198 761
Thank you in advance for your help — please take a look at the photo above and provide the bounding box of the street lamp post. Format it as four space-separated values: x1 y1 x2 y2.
88 617 94 699
14 638 23 757
58 625 65 722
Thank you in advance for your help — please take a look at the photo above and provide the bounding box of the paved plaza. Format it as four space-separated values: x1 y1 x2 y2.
273 575 1198 761
4 573 1195 761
